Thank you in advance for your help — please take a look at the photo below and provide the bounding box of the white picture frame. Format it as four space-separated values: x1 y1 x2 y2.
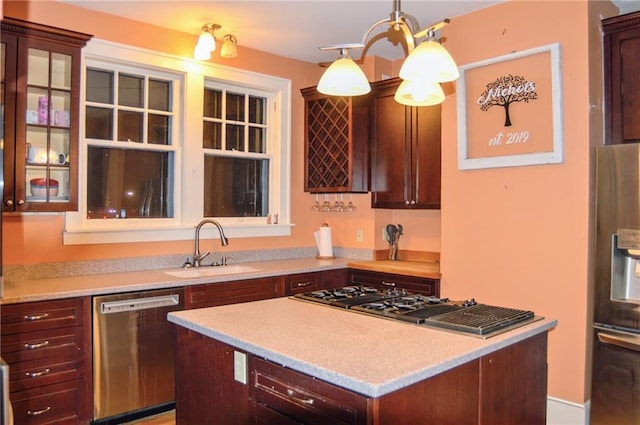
457 43 563 170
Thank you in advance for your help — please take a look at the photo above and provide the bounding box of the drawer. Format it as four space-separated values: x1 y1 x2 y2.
249 399 303 425
1 298 84 335
249 357 368 425
186 277 284 309
1 326 83 364
285 272 322 295
9 357 82 392
349 271 439 295
11 379 85 425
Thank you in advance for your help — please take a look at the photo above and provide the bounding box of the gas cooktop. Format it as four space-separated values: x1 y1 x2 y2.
293 286 539 338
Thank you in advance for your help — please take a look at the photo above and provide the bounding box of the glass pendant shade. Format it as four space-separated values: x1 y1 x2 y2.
399 40 459 83
317 57 371 96
220 35 238 58
197 31 216 52
394 79 445 106
194 43 212 60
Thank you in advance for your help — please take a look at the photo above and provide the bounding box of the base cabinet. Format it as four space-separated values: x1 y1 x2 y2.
0 297 92 424
184 276 285 309
175 328 548 425
349 269 440 296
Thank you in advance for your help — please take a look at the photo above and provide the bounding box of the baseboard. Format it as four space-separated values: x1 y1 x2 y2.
547 396 590 425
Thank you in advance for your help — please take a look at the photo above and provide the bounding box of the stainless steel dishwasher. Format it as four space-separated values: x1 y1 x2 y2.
92 288 184 423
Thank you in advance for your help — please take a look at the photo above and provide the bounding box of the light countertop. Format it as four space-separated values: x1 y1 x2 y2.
0 257 353 304
168 297 557 398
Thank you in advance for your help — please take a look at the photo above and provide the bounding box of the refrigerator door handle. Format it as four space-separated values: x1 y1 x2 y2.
597 331 640 352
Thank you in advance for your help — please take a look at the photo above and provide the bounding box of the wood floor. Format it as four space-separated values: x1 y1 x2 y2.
125 410 175 425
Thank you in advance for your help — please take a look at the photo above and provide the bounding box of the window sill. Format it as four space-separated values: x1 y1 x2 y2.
63 223 294 245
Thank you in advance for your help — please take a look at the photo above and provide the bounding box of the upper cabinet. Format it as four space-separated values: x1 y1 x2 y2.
603 11 640 145
301 87 369 193
1 18 92 212
370 78 441 209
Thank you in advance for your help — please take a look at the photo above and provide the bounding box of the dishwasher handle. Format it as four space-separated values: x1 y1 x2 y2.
100 294 180 314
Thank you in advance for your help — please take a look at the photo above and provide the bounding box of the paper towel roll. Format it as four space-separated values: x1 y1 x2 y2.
314 224 334 259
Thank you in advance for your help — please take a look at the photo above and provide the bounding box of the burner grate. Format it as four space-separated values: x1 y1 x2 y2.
424 304 535 335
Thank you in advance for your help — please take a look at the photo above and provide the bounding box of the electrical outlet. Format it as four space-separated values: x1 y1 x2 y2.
234 350 247 384
356 229 364 243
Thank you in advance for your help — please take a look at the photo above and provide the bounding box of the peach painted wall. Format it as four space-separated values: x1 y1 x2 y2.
437 0 618 405
2 0 619 406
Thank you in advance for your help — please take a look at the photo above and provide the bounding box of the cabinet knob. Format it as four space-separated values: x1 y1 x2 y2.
5 199 13 207
405 200 410 205
410 200 416 205
17 199 25 206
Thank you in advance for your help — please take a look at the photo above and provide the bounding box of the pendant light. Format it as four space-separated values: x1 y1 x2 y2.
394 79 445 106
315 0 458 104
399 29 459 83
317 47 371 96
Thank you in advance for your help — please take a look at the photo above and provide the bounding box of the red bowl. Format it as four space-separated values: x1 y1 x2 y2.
30 178 59 197
30 178 59 187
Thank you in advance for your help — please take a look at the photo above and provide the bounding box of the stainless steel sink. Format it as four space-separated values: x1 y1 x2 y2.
163 264 260 278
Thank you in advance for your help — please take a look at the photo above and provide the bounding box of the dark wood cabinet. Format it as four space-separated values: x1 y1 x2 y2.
174 327 548 424
603 11 640 145
284 269 349 295
184 276 285 309
0 297 92 424
301 87 370 193
250 356 369 425
1 18 91 212
349 269 440 296
370 78 441 209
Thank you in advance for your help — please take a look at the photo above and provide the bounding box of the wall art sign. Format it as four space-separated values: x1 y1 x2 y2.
457 43 563 170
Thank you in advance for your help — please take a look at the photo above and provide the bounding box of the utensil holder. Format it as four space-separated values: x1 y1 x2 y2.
389 241 399 261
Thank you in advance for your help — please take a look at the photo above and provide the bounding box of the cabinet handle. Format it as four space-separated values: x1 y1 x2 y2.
25 341 49 350
28 406 51 416
381 281 396 287
26 368 50 378
295 281 312 288
24 312 49 321
286 389 314 405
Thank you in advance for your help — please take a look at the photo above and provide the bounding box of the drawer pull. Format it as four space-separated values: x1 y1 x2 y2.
286 389 314 405
24 340 49 350
24 313 49 321
26 368 50 378
28 406 51 416
381 281 396 287
295 281 312 288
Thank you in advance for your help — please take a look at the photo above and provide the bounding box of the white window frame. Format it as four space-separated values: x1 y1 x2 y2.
64 39 292 245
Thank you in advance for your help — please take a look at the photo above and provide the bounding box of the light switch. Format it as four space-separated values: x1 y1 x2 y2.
234 350 247 384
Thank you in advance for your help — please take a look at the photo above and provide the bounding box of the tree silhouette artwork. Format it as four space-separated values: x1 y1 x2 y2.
477 74 537 127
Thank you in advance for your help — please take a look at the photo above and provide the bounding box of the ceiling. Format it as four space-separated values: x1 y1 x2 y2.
59 0 640 65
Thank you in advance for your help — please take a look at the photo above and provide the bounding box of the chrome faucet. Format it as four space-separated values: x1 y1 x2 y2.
190 219 229 267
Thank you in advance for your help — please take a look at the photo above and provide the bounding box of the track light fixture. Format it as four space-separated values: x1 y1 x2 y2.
317 0 458 105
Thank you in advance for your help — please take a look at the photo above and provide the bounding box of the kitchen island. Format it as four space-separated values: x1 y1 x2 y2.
168 297 557 424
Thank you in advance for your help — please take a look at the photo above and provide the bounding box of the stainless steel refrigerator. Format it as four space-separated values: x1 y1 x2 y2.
591 144 640 424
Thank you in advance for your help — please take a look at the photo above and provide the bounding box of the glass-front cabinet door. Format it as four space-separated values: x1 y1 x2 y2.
1 18 91 212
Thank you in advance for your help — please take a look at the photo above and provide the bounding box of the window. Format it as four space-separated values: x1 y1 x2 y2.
84 67 176 219
203 87 269 218
64 39 291 245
